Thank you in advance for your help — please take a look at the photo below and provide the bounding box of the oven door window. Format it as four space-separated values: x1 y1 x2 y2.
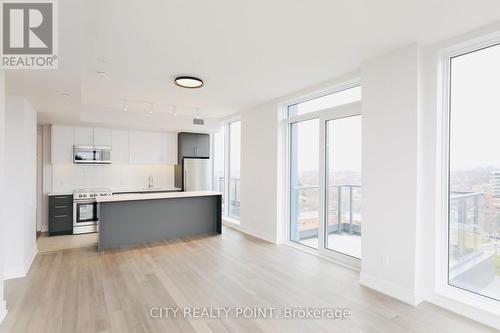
77 202 97 222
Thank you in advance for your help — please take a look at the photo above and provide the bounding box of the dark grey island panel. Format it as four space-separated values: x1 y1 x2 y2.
98 194 221 251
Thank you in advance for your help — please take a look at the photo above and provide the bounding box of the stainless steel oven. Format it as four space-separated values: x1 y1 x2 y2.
73 189 113 234
73 199 99 234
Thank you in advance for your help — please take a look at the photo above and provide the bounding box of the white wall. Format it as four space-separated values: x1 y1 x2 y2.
41 125 52 232
358 44 423 305
51 164 175 194
0 70 7 324
3 96 37 280
237 103 279 242
36 126 42 232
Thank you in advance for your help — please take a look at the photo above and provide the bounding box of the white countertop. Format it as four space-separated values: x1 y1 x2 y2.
48 192 73 196
48 188 181 197
112 187 181 193
96 191 222 203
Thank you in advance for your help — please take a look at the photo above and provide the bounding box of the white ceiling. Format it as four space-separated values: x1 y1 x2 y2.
6 0 500 130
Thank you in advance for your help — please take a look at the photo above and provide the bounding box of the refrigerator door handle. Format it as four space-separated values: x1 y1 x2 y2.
184 169 188 190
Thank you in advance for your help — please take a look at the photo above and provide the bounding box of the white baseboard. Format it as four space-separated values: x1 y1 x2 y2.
4 246 38 280
222 220 276 243
427 291 500 330
359 273 421 306
4 265 25 280
24 246 37 275
0 301 7 325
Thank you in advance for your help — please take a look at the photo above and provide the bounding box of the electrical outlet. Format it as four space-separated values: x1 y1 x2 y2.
382 255 390 266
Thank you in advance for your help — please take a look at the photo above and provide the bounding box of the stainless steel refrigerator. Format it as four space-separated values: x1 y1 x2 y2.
175 158 212 191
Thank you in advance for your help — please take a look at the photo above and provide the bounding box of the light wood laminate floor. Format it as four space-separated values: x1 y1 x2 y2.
37 232 98 253
0 227 496 333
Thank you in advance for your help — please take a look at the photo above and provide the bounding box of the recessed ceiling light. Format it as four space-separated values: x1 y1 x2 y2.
174 76 204 89
97 71 108 79
61 92 71 98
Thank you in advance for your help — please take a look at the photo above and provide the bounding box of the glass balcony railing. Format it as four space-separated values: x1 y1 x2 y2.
327 185 362 236
214 176 225 211
448 191 500 300
229 177 240 218
290 184 361 254
214 176 240 219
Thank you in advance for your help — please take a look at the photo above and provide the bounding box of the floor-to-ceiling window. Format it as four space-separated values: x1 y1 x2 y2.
213 129 225 212
213 120 241 221
229 121 241 219
447 42 500 301
288 85 362 259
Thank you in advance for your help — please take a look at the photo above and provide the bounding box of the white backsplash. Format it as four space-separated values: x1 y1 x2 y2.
52 164 176 193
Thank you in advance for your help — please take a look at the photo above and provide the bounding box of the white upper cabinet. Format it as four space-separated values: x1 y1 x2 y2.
73 127 93 146
74 127 112 147
129 131 177 165
149 132 164 164
129 131 162 164
111 130 129 164
51 124 177 166
163 132 178 165
111 130 130 164
93 128 112 147
51 125 74 164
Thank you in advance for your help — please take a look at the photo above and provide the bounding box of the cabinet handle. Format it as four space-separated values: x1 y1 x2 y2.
54 215 68 218
55 196 67 199
55 205 68 208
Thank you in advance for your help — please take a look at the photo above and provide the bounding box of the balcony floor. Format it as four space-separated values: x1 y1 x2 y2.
481 276 500 300
299 232 361 258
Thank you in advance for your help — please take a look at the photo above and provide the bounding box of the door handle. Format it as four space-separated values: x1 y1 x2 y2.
184 169 188 190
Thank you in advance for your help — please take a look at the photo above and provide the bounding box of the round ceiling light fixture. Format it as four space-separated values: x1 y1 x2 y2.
174 76 204 89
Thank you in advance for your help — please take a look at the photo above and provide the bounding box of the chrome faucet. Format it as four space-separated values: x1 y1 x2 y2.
148 175 154 189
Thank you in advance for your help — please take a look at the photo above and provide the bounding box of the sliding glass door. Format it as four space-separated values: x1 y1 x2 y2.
288 86 362 260
325 115 362 258
290 119 320 249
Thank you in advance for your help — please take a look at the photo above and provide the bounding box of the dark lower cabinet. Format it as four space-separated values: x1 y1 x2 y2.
49 195 73 236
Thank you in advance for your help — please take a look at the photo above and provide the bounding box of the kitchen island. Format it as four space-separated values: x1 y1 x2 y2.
96 191 222 251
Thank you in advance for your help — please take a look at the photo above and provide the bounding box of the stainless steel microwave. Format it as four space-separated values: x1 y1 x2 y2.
73 146 112 164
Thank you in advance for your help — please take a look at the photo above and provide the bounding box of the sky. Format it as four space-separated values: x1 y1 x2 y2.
292 115 361 174
450 43 500 170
